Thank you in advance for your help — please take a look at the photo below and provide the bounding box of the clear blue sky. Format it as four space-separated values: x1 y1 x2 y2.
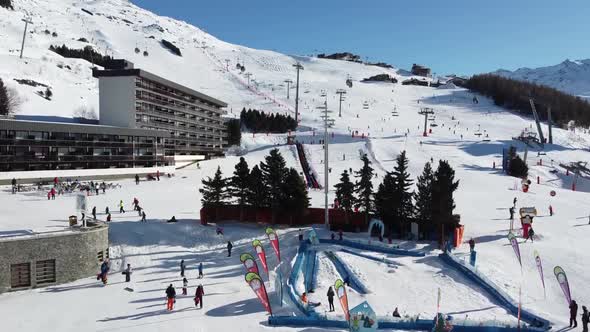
132 0 590 75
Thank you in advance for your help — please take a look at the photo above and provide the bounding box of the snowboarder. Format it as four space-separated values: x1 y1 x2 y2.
198 262 203 279
468 238 475 252
227 241 233 257
92 206 97 220
106 213 111 222
182 277 188 295
393 307 401 317
119 200 125 213
525 228 535 243
298 229 303 242
141 210 146 222
194 284 204 309
581 306 589 332
105 206 110 215
180 260 185 277
165 284 176 311
122 264 132 282
549 205 553 216
327 286 335 312
571 300 579 328
167 216 177 223
135 174 140 185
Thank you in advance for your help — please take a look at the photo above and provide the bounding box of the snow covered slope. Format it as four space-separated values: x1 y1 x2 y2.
2 0 590 331
495 59 590 99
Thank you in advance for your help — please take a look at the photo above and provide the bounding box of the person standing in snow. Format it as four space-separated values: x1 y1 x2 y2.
509 207 515 220
133 198 139 211
105 206 110 215
135 174 140 185
182 278 188 295
11 178 17 194
468 238 475 252
119 200 125 214
327 286 335 312
198 262 203 279
165 284 176 311
180 260 185 277
227 241 233 257
298 229 303 242
92 206 97 220
582 306 589 332
571 300 579 328
194 284 204 309
106 213 111 222
393 307 401 317
141 210 146 222
513 197 517 207
122 264 132 282
99 259 110 285
549 205 553 216
524 228 535 243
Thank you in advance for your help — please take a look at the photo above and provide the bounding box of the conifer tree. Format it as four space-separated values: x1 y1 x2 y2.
375 171 396 229
281 168 310 224
229 157 250 222
432 160 460 240
414 162 434 225
246 165 267 213
0 78 9 116
354 154 374 225
199 167 229 221
334 170 355 223
391 151 413 233
260 149 288 223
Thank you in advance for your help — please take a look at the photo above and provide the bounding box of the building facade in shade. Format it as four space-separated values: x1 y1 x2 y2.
0 119 174 171
92 60 228 156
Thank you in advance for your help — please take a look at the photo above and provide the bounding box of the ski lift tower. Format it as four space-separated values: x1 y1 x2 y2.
20 17 33 59
293 62 304 127
336 89 347 117
317 95 334 229
418 108 435 137
284 79 293 99
528 99 546 147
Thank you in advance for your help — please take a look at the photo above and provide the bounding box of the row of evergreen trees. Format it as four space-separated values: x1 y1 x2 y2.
0 78 10 116
335 152 459 237
466 74 590 127
200 149 309 223
240 108 297 133
225 118 241 146
0 0 13 10
49 44 112 67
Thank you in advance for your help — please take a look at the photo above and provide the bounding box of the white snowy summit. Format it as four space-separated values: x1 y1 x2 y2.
495 59 590 99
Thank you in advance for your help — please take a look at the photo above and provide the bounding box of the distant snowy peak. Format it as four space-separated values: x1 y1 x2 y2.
494 59 590 99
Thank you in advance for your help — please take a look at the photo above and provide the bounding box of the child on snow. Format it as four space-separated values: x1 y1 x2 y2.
182 278 188 295
122 264 132 282
194 284 204 309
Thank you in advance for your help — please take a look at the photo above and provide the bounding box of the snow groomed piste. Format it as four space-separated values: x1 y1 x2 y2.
275 232 551 331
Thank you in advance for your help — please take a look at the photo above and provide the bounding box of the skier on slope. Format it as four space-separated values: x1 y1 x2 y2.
165 284 176 311
198 262 204 279
180 260 186 277
119 200 125 213
571 300 579 328
227 241 233 257
194 284 205 309
524 228 535 243
327 286 335 312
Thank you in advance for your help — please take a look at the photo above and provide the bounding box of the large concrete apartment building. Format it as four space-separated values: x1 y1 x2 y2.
92 60 228 157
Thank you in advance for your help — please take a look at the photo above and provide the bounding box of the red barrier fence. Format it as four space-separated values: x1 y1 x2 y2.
200 205 367 230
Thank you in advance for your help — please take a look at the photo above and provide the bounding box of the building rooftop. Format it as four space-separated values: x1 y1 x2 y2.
0 118 172 137
92 66 228 108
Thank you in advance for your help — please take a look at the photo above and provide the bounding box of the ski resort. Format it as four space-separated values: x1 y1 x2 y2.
1 1 590 332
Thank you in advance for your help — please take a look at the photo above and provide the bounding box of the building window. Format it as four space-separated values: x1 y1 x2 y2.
35 259 56 285
10 263 31 288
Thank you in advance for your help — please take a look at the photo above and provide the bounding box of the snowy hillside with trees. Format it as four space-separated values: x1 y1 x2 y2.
1 0 590 332
495 59 590 100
